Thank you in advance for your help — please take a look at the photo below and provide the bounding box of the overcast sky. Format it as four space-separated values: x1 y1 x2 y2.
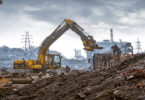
0 0 145 58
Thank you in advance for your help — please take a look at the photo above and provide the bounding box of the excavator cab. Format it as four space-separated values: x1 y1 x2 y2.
47 54 61 69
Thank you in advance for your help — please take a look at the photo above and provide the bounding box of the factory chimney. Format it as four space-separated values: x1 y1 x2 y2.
110 28 114 42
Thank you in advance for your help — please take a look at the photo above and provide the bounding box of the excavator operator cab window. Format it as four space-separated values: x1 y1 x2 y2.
53 55 61 66
48 55 61 68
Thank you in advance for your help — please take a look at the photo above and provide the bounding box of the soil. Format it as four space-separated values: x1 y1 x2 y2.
2 54 145 100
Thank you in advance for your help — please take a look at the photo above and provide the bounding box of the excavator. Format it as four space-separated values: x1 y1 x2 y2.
13 19 102 71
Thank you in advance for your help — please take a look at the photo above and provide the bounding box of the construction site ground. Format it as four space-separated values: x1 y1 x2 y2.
2 54 145 100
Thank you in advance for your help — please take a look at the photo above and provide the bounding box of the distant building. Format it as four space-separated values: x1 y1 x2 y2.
74 49 85 60
86 28 133 59
61 58 89 70
61 49 89 70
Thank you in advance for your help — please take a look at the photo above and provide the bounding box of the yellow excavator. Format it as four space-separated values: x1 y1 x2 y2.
13 19 102 71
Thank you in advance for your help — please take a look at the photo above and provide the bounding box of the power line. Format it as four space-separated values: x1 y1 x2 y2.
135 38 141 53
21 32 33 52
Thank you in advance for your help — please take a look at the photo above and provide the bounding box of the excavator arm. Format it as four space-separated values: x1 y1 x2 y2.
13 19 102 71
38 19 102 64
69 20 102 51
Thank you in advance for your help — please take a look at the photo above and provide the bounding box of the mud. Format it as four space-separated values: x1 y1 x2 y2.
3 54 145 100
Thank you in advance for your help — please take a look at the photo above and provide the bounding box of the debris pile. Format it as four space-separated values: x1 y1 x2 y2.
2 54 145 100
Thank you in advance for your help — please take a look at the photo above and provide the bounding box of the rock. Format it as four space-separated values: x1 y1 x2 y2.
77 92 86 98
138 95 145 100
133 70 145 79
95 91 112 100
113 90 126 100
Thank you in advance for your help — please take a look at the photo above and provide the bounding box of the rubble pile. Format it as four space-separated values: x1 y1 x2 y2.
2 54 145 100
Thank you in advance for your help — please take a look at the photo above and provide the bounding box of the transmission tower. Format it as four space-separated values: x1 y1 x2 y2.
21 32 33 52
135 38 141 53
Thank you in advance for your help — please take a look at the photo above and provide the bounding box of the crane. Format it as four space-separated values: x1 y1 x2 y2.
13 19 102 71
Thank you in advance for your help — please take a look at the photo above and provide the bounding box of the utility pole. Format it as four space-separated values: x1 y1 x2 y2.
21 32 33 52
135 38 141 53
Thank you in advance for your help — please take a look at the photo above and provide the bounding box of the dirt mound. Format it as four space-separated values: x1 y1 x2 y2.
3 54 145 100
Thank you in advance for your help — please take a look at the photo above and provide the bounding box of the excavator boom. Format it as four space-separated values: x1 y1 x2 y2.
38 19 102 64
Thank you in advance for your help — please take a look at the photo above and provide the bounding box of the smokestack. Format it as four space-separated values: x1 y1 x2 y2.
110 28 114 42
0 0 2 4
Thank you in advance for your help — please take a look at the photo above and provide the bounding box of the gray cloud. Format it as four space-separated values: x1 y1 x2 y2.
1 0 142 26
1 0 145 30
1 0 145 54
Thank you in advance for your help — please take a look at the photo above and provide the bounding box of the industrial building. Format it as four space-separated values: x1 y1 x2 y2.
86 28 133 59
